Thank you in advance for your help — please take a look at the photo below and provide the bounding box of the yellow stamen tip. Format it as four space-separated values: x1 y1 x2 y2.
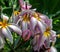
57 34 60 38
14 11 20 16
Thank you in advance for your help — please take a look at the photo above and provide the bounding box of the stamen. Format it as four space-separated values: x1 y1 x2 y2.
0 20 8 28
23 14 30 22
34 13 41 21
44 31 50 38
14 11 20 16
57 34 60 38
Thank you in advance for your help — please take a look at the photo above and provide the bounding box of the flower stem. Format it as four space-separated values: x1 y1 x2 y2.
5 38 16 52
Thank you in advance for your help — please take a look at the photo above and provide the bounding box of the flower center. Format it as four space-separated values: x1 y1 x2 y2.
44 27 50 38
23 14 30 22
0 20 8 28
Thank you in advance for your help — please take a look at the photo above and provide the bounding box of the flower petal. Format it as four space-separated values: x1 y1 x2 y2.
2 14 9 21
21 1 32 10
8 24 22 36
40 14 49 21
49 19 53 29
50 46 57 52
30 17 37 30
19 0 24 7
22 21 28 31
0 36 4 49
50 30 56 43
2 27 13 43
22 29 31 41
0 29 5 49
31 35 40 51
37 20 46 33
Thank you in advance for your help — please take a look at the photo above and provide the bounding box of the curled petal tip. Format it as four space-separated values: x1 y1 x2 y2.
2 14 9 21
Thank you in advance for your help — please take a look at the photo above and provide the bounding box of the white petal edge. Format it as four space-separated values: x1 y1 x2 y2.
50 46 57 52
2 14 9 21
8 25 22 36
2 27 13 44
30 17 37 30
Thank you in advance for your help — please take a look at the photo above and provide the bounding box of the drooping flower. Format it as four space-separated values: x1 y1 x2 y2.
10 0 59 52
31 13 55 51
0 14 22 43
11 0 48 43
16 12 47 41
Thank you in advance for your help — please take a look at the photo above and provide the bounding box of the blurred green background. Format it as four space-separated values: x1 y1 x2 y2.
0 0 60 52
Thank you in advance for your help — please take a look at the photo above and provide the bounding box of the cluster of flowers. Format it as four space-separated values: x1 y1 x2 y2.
0 0 60 52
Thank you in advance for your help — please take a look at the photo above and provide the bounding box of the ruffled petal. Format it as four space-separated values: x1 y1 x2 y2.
8 24 22 36
2 27 13 43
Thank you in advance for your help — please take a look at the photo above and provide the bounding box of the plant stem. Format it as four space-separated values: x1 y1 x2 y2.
5 38 16 52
